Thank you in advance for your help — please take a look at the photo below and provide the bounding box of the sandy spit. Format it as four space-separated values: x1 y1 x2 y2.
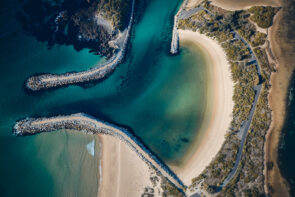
98 135 158 197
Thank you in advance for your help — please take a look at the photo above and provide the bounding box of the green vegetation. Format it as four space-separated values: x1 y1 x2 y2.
222 40 250 61
225 85 271 196
228 10 268 47
251 32 267 47
178 1 277 195
254 47 272 81
190 133 240 193
230 62 258 129
248 6 279 28
230 62 259 86
160 177 184 197
97 0 131 29
178 10 234 43
232 82 255 127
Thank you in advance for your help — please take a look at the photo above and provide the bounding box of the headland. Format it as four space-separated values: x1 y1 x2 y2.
26 0 135 91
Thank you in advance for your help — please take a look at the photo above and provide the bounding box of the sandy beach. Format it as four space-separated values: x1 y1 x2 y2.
174 29 234 185
97 29 234 194
97 1 290 195
98 135 161 197
264 3 293 195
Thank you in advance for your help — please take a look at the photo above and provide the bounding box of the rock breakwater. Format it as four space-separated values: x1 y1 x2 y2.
26 0 135 91
170 0 188 54
14 113 186 192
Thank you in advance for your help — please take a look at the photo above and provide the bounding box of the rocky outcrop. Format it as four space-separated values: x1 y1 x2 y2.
25 0 135 91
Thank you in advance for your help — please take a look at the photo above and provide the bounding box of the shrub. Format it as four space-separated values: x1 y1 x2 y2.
248 6 278 28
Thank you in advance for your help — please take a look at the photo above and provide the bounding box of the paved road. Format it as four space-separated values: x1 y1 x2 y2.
201 6 264 189
178 7 203 19
204 6 263 190
181 5 264 196
220 84 262 188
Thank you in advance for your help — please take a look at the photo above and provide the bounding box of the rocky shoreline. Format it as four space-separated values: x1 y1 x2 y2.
13 113 186 192
170 0 189 54
26 0 135 91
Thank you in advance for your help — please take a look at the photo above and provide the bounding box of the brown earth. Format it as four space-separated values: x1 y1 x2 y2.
265 0 295 196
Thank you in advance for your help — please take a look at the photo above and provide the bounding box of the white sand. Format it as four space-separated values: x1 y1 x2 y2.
174 30 234 186
98 29 234 194
98 135 157 197
98 26 234 197
26 114 165 197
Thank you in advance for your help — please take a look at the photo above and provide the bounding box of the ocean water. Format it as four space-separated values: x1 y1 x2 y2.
0 0 210 196
279 72 295 195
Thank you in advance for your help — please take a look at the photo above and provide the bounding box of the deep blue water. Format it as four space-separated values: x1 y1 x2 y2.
0 0 210 196
279 71 295 195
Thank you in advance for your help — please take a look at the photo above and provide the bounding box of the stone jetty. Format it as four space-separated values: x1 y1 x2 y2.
26 0 135 91
14 113 186 192
170 0 188 54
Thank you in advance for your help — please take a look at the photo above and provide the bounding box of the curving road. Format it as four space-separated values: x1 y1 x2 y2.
219 85 262 188
173 4 264 195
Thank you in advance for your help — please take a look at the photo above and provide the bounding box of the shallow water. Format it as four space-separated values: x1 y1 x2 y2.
0 0 210 196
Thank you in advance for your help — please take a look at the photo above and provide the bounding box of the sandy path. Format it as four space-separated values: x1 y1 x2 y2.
173 30 234 186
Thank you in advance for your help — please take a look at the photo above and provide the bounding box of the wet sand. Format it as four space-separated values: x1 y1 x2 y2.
264 0 295 195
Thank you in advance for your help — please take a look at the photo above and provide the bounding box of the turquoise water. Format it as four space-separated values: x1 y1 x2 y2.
0 0 209 196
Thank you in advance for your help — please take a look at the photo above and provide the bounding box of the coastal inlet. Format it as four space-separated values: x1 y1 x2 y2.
25 0 135 91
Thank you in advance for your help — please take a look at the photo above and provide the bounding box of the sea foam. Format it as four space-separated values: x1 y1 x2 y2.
87 139 95 156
